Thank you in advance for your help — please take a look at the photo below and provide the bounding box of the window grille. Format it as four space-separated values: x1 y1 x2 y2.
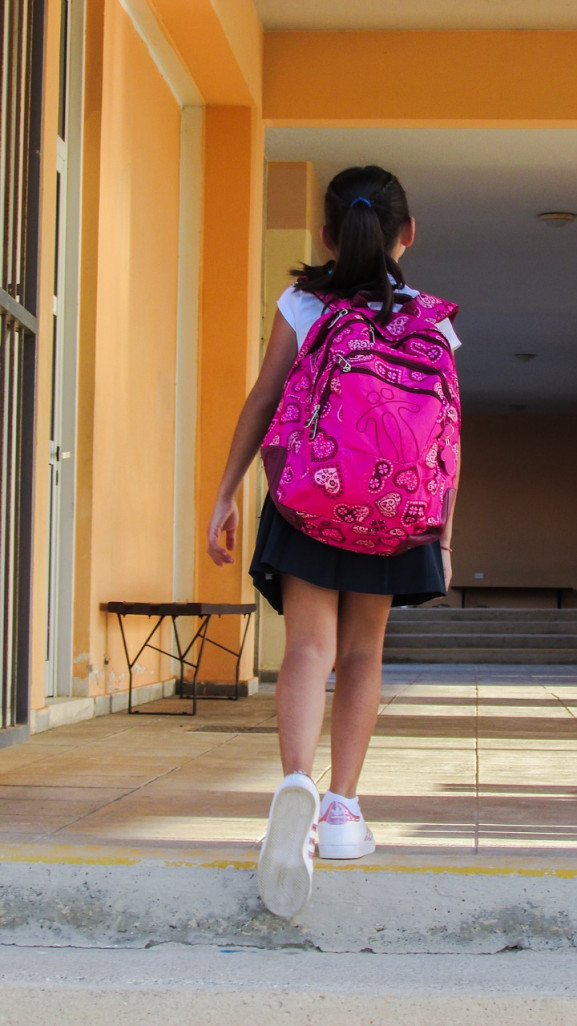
0 0 45 737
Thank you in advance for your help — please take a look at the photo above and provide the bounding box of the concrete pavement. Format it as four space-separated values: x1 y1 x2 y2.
1 665 576 1019
1 945 577 1025
1 664 576 857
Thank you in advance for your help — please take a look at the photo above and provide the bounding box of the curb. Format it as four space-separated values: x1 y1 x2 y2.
1 845 577 953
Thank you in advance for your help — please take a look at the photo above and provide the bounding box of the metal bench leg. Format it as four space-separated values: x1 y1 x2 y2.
116 614 165 714
233 611 253 701
191 615 212 716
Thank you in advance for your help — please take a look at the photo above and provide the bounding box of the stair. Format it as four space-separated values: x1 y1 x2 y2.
384 608 577 664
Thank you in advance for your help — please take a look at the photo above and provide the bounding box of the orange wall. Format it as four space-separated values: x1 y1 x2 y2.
150 0 263 107
267 162 311 229
75 0 181 696
266 161 330 266
264 32 577 125
33 0 266 710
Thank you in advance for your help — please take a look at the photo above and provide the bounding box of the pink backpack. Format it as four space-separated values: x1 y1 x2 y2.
261 291 460 556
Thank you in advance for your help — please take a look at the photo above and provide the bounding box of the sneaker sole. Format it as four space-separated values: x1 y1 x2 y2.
258 786 317 918
317 838 376 860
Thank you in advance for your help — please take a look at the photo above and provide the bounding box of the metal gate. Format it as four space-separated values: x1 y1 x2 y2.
0 0 45 740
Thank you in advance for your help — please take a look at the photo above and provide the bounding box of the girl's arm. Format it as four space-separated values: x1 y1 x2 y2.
439 443 461 590
207 310 298 566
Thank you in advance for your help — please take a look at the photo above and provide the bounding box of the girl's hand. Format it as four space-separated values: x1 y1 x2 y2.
205 311 297 569
207 498 239 566
441 546 453 590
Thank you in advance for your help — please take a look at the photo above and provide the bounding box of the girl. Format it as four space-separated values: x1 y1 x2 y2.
207 165 461 918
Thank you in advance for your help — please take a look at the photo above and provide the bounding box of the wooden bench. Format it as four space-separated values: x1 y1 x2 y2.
104 602 255 715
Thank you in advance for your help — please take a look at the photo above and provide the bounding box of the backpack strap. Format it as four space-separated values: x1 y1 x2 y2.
314 288 458 323
299 290 459 362
409 293 459 324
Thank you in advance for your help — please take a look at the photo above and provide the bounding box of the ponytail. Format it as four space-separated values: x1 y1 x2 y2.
292 166 411 325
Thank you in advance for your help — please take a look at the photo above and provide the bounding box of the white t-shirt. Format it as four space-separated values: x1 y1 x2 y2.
277 283 462 353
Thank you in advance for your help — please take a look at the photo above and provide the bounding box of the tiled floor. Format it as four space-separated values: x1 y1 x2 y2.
0 665 576 858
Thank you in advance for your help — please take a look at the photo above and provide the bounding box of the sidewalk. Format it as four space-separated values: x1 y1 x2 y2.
0 664 576 955
1 664 576 856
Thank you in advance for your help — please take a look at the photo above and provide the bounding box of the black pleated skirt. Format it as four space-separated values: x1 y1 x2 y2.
250 494 447 615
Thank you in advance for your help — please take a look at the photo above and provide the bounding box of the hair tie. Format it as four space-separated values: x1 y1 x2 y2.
350 197 372 208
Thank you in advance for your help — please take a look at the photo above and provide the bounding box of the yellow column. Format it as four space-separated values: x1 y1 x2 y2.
258 161 329 679
195 106 264 683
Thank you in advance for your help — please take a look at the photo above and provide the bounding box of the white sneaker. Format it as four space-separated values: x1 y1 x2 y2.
317 799 376 859
258 772 319 918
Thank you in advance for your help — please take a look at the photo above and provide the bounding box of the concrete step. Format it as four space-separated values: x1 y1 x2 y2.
384 647 577 664
1 945 576 1026
389 608 577 622
386 633 577 649
388 621 577 635
1 845 577 956
384 609 577 663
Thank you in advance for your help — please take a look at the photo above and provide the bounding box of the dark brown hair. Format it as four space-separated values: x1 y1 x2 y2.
292 165 412 324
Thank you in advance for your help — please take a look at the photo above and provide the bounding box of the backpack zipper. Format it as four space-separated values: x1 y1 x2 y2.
302 310 455 440
305 404 322 439
306 360 451 442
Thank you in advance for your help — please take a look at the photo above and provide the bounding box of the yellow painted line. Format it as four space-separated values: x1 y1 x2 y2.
315 862 577 879
0 844 257 869
169 859 257 869
0 852 142 867
1 845 576 878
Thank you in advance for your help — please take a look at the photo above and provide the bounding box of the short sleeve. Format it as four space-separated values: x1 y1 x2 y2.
436 316 462 351
277 285 297 331
276 286 327 350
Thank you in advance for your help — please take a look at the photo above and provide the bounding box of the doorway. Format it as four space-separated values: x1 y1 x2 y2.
44 0 84 698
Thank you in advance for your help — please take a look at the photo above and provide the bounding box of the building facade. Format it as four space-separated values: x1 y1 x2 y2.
1 0 576 744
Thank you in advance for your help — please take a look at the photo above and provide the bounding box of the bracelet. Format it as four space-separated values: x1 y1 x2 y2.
440 545 452 552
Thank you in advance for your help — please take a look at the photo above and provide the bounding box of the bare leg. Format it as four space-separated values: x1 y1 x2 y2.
329 591 393 797
275 574 339 776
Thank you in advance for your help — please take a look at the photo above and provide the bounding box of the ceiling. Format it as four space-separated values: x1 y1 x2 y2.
255 0 577 31
265 127 577 415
